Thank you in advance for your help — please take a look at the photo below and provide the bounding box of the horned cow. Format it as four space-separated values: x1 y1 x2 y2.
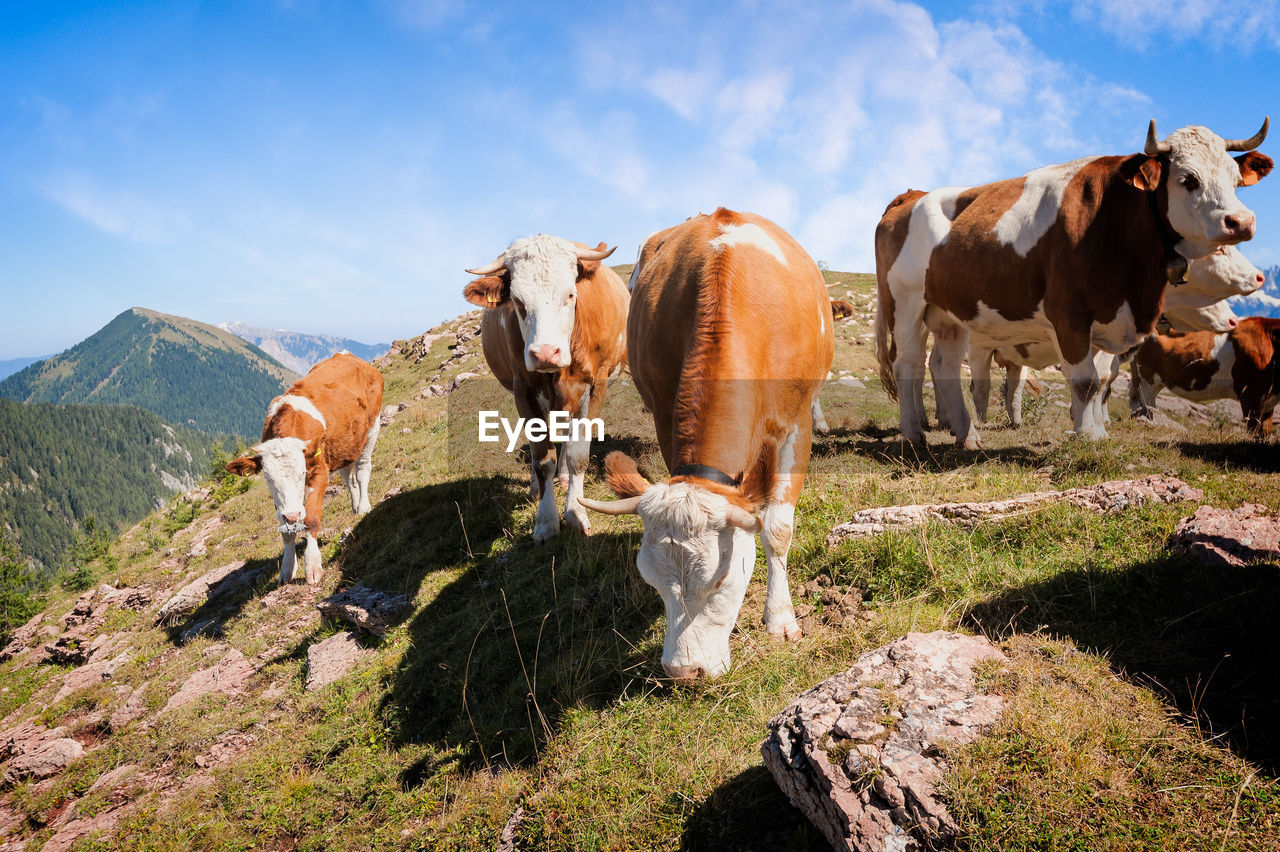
579 208 833 681
226 353 384 585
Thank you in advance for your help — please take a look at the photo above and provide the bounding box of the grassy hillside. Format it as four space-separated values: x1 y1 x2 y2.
0 399 213 569
0 308 297 437
0 271 1277 850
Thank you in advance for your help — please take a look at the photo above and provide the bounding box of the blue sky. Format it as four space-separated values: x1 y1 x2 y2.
2 0 1278 359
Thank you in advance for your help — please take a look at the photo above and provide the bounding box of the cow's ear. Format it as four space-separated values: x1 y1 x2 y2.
1123 154 1162 191
305 438 325 467
463 275 509 308
225 456 262 476
604 451 650 497
1236 151 1274 187
577 241 610 278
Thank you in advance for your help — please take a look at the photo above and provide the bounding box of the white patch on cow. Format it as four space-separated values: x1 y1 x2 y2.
709 223 788 267
993 157 1098 257
964 300 1051 350
1162 126 1260 257
1090 302 1139 354
254 436 308 520
1170 333 1235 401
890 187 966 290
269 394 327 429
818 302 825 335
633 482 757 677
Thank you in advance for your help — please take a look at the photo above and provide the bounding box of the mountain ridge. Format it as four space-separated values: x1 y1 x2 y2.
216 321 389 375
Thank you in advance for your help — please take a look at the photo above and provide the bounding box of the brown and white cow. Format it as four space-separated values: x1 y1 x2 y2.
962 244 1267 428
876 120 1272 446
1130 317 1280 435
579 208 834 680
225 352 384 584
464 234 629 542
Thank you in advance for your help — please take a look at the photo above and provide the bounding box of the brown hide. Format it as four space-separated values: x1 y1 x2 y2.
627 208 833 505
874 189 925 398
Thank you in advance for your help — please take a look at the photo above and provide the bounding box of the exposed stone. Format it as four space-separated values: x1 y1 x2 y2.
379 404 400 425
53 649 132 702
0 612 44 663
178 619 223 644
836 376 867 390
305 632 369 691
1169 503 1280 569
109 684 149 731
41 807 127 852
762 631 1007 852
0 721 69 761
317 584 410 637
828 475 1202 543
154 560 259 625
162 649 257 714
194 730 257 768
2 738 85 785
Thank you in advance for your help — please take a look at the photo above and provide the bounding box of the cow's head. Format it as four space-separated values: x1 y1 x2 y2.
1131 119 1272 259
1163 246 1264 332
578 450 773 681
463 235 616 372
225 436 320 525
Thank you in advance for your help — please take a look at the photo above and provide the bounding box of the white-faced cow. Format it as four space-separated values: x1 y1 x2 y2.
226 353 384 584
876 120 1272 446
1131 317 1280 435
962 244 1266 427
579 208 834 681
464 235 629 542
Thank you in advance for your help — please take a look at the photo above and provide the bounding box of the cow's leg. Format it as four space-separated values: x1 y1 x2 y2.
1062 351 1108 439
929 343 951 432
279 531 298 584
926 311 980 449
352 419 380 514
554 441 571 489
302 532 323 584
338 466 357 512
892 304 930 443
302 469 328 584
1091 351 1121 425
517 383 560 542
1129 364 1163 421
563 386 595 536
969 345 994 423
1004 362 1028 428
761 424 810 641
811 397 830 434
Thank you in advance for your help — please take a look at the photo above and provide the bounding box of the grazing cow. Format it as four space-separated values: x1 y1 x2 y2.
225 353 383 584
579 208 834 680
1130 317 1280 435
464 235 629 542
964 245 1266 427
876 119 1271 446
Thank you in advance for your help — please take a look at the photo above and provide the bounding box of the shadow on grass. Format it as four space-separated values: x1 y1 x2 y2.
331 472 662 778
814 430 1045 474
679 765 829 852
964 551 1280 775
163 557 278 645
1175 440 1280 474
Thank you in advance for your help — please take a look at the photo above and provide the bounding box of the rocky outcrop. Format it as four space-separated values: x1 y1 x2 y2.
2 737 84 785
317 584 410 637
762 631 1007 851
1169 503 1280 569
828 475 1202 543
162 648 257 714
305 632 369 691
154 560 261 625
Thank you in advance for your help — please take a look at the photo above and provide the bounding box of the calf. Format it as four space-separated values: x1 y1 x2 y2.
464 235 629 542
1130 317 1280 435
226 352 384 584
579 208 833 680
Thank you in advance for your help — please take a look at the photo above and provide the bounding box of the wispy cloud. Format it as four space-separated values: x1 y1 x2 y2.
41 175 181 243
1068 0 1280 51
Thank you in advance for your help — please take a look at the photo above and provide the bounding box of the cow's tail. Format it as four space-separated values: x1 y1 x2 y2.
829 299 856 320
875 273 897 402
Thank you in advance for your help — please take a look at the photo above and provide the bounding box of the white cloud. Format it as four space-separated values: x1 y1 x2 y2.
42 175 180 243
1069 0 1280 50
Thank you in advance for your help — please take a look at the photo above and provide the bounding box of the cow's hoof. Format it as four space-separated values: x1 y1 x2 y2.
305 567 324 585
960 435 982 450
533 521 560 544
555 475 570 489
813 421 830 434
565 512 592 536
766 617 802 642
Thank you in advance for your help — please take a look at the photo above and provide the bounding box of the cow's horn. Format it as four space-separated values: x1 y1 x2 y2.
725 505 762 533
1223 117 1269 152
577 494 641 515
465 252 507 276
575 242 616 262
1145 120 1172 156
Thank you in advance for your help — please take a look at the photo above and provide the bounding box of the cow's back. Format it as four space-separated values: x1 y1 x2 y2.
282 353 383 466
629 208 833 464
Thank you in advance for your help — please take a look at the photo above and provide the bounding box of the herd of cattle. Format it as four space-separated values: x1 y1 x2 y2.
225 119 1276 680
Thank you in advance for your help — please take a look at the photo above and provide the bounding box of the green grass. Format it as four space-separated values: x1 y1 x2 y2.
1 273 1278 850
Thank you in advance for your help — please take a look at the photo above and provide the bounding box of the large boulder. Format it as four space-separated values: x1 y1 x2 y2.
762 631 1007 851
1169 503 1280 569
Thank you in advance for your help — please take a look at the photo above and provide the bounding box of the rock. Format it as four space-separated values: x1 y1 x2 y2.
1169 503 1280 569
317 584 411 637
53 649 132 702
379 404 400 425
836 376 867 390
195 730 257 768
0 721 68 761
828 475 1202 543
154 560 259 625
762 631 1008 851
305 632 369 691
0 612 44 663
109 684 149 731
178 619 222 644
2 738 85 785
162 649 257 714
41 806 128 852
